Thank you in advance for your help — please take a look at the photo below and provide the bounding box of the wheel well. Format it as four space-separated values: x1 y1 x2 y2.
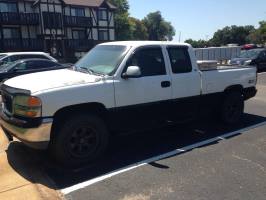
51 103 108 140
224 85 244 94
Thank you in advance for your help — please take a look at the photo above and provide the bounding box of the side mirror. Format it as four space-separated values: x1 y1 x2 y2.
122 66 141 79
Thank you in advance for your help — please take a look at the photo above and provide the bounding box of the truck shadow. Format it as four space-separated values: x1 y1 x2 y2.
6 113 266 190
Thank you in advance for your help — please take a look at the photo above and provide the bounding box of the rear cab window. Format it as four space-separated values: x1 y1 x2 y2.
167 46 192 73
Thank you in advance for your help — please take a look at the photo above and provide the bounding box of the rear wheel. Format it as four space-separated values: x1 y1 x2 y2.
220 91 244 125
49 114 109 167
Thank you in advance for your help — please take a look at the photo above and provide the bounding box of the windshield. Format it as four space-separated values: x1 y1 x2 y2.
238 49 262 58
75 45 128 75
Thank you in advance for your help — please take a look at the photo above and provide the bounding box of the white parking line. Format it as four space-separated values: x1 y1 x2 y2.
61 121 266 195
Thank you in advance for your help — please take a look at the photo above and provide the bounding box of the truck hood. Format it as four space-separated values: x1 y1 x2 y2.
4 69 102 94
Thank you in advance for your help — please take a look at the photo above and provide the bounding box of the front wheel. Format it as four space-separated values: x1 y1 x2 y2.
49 114 109 167
220 91 244 125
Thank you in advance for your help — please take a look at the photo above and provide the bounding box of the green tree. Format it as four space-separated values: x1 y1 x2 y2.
247 30 264 44
248 21 266 44
211 25 255 46
143 11 175 41
109 0 132 40
129 17 148 40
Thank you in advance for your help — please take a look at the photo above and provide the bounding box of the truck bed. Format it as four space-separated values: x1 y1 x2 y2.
200 66 257 95
197 60 255 71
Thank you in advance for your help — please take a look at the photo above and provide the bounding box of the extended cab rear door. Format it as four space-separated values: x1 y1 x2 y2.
113 46 172 130
165 46 201 119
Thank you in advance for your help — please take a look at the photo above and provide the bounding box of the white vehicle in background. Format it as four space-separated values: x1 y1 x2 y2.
0 52 57 67
0 41 257 167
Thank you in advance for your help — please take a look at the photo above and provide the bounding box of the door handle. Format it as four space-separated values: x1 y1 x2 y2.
161 81 171 88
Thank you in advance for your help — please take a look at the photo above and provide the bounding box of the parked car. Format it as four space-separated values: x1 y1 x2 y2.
241 44 257 50
229 48 266 71
0 59 66 82
0 41 257 167
0 52 57 67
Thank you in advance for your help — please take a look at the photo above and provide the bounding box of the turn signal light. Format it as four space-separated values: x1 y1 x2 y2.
27 96 41 107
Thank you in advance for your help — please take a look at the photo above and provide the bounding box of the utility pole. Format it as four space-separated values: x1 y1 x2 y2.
178 31 181 42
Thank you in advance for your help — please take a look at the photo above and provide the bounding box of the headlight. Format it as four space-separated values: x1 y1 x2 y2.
244 60 252 66
13 95 42 118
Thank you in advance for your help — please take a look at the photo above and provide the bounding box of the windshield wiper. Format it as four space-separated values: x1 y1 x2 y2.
72 66 92 74
78 67 105 76
78 67 92 74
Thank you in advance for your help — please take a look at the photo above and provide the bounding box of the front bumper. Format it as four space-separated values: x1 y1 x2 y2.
0 112 53 149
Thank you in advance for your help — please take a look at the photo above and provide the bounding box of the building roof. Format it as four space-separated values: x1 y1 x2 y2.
32 0 116 9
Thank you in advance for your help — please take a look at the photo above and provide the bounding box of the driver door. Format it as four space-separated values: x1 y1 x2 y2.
113 46 172 131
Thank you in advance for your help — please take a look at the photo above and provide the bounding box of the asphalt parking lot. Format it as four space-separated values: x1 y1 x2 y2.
1 72 266 200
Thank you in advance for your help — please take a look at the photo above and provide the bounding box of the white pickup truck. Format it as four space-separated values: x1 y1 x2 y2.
0 41 257 166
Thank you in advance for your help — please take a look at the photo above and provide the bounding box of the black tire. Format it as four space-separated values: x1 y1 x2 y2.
220 91 244 125
49 114 109 167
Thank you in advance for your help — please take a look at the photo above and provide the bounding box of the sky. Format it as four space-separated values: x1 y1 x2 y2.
128 0 266 42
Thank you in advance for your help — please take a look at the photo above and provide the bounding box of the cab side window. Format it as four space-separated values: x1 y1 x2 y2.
167 47 192 73
126 47 166 77
36 60 60 68
14 62 27 70
26 61 39 70
26 60 59 70
20 55 48 60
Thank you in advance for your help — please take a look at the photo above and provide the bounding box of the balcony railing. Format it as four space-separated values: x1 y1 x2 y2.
64 16 92 27
0 39 44 51
0 12 40 25
65 39 94 51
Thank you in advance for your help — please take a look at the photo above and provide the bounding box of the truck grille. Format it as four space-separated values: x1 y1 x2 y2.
2 92 13 114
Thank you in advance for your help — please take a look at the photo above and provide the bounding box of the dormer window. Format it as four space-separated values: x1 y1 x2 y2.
98 8 107 21
71 7 85 17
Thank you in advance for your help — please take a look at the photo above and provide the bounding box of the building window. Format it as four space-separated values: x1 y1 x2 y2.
98 30 109 40
71 7 85 17
43 12 62 29
98 9 107 21
0 2 17 12
3 28 20 39
72 30 86 40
